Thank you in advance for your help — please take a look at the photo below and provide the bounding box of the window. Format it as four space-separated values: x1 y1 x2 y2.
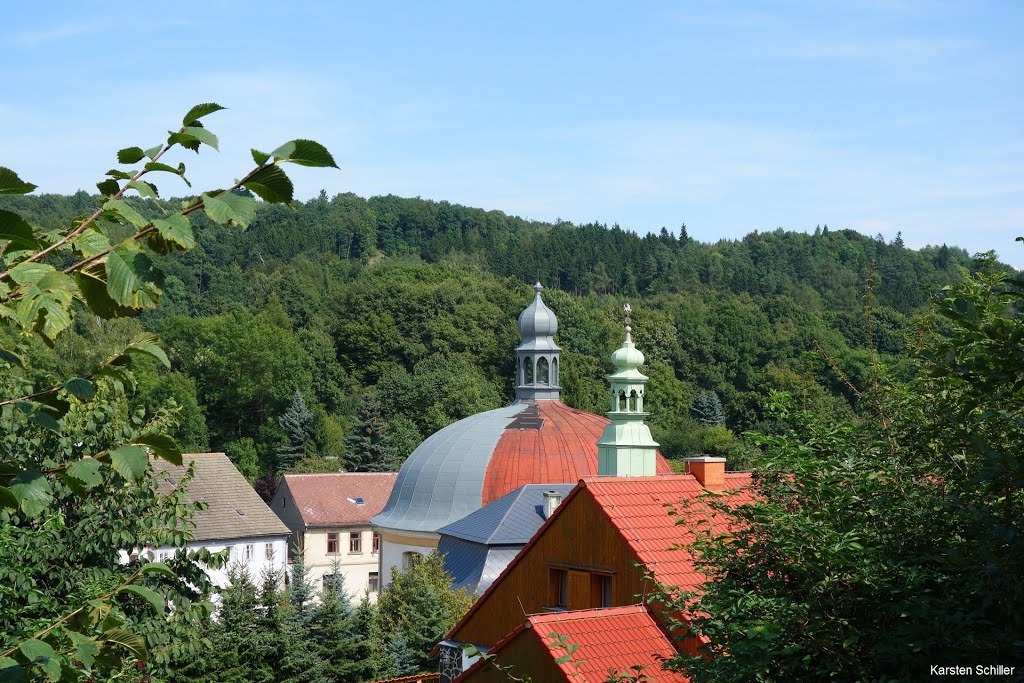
349 532 362 553
368 571 380 593
281 496 286 508
550 569 568 608
402 551 422 570
537 356 549 384
265 544 274 560
327 532 339 554
591 574 613 608
347 497 365 505
372 533 380 553
244 544 254 562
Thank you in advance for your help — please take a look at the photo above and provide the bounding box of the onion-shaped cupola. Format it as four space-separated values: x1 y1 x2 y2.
515 282 560 401
597 304 660 476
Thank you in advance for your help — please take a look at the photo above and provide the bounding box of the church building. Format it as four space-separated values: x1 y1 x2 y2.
370 283 674 586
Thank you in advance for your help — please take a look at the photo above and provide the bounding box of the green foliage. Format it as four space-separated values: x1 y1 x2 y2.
691 390 725 426
277 390 314 471
375 551 474 674
659 264 1024 681
0 105 335 680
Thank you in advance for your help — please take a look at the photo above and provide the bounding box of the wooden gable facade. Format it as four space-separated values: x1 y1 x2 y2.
449 480 653 648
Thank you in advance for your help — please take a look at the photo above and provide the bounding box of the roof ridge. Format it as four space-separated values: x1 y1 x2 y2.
527 604 646 623
285 471 398 477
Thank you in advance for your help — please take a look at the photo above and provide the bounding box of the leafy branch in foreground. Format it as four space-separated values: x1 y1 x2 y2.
0 104 336 681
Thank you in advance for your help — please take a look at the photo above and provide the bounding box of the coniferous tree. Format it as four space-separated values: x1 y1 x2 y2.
278 389 314 470
287 553 317 624
692 390 726 427
344 392 401 472
311 562 377 682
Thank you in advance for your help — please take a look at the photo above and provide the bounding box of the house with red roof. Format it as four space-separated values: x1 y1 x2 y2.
453 605 688 683
271 471 397 601
438 464 752 679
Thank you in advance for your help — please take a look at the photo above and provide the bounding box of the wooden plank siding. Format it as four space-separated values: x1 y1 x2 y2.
458 629 561 683
451 489 654 647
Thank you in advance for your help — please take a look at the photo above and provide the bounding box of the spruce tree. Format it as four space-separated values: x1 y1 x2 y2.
277 390 314 470
692 390 726 427
311 561 376 682
287 553 317 625
344 392 400 472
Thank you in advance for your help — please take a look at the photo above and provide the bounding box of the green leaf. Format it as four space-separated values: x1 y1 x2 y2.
8 262 55 286
182 102 226 126
68 634 99 669
182 126 219 150
140 561 175 578
0 210 40 251
251 148 270 166
124 332 170 367
64 378 96 400
9 471 53 516
143 145 163 160
102 199 149 229
202 191 256 228
126 180 159 198
72 228 112 258
0 167 37 195
270 139 338 168
105 242 163 309
0 656 24 683
21 404 60 432
14 271 74 342
0 346 23 367
75 269 136 318
133 433 181 465
243 165 294 204
66 458 103 490
109 445 148 482
106 169 133 180
18 639 54 665
96 179 120 196
118 584 165 613
100 628 147 661
0 486 18 510
152 215 194 249
117 147 146 164
144 161 183 176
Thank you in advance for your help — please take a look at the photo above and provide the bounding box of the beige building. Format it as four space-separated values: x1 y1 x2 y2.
271 472 397 602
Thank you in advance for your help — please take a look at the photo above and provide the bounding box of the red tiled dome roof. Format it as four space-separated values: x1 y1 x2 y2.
483 401 672 505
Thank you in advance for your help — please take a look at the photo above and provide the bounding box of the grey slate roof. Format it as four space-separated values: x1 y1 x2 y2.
437 483 576 545
438 537 523 595
370 403 528 533
436 483 576 594
152 453 290 543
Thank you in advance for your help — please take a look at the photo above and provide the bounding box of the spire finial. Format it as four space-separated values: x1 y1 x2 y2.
623 303 632 342
534 281 543 295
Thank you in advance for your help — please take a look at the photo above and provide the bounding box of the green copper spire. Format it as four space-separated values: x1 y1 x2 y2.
597 304 660 476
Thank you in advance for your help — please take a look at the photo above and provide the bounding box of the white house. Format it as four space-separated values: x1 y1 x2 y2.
148 453 291 588
271 472 397 602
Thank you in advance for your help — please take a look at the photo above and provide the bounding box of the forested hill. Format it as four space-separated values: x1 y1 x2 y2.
1 190 987 478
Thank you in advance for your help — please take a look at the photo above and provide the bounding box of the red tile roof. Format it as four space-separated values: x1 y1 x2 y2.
281 472 397 527
445 472 754 646
481 401 673 505
458 605 688 683
585 473 754 592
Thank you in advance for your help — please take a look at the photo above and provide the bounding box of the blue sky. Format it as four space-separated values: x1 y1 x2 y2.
3 1 1022 266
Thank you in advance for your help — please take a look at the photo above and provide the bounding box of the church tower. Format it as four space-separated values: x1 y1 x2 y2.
515 282 560 401
597 304 660 476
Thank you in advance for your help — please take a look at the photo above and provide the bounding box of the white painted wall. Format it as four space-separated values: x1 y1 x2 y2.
145 535 289 589
377 531 440 587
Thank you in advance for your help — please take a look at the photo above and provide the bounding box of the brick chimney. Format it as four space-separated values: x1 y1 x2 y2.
685 456 727 492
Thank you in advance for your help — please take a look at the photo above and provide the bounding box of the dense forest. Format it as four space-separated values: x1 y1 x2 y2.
0 190 984 481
